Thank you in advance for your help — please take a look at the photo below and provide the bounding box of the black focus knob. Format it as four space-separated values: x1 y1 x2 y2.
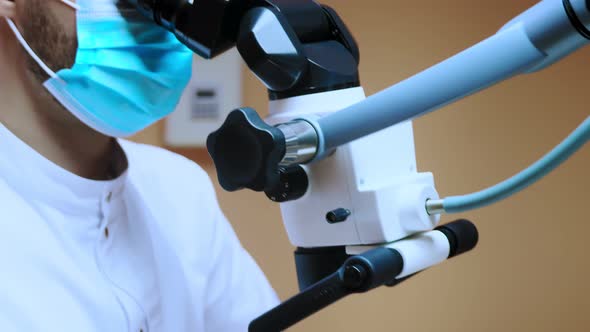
206 108 286 192
265 166 309 203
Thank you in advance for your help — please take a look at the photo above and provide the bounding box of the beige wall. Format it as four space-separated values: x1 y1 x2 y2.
133 0 590 330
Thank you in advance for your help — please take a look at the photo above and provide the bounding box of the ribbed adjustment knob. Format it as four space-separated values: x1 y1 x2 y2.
207 108 286 192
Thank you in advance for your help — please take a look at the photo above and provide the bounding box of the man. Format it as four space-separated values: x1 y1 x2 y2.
0 0 278 331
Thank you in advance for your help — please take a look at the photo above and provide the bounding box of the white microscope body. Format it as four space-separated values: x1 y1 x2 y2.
267 88 440 248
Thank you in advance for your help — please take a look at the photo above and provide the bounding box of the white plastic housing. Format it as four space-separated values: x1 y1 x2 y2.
347 230 450 279
267 87 440 247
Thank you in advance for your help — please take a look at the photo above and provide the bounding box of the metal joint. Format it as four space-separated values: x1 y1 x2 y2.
277 120 319 166
426 199 445 216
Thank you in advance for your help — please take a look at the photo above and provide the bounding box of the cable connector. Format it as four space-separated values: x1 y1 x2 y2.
426 199 445 215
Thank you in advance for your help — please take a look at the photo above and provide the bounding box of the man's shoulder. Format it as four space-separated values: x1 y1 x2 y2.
117 139 221 237
118 139 209 184
117 139 218 205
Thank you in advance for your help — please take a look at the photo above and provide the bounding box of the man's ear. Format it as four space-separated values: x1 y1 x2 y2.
0 0 15 18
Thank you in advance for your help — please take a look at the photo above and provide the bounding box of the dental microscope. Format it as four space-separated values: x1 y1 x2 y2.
127 0 590 330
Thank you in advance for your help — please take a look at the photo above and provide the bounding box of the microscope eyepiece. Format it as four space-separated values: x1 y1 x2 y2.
126 0 249 58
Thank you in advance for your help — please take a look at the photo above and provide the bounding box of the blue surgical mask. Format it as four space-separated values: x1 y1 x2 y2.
6 0 193 137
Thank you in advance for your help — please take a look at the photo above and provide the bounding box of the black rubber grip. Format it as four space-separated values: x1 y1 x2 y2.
435 219 479 258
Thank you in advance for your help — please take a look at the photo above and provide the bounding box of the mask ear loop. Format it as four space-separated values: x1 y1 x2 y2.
59 0 80 10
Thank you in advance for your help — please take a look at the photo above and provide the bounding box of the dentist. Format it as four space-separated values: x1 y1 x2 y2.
0 0 278 331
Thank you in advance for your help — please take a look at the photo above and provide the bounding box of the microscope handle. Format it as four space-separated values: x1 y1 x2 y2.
250 220 479 332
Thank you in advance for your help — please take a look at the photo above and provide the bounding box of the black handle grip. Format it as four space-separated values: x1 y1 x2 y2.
436 219 479 258
249 248 403 332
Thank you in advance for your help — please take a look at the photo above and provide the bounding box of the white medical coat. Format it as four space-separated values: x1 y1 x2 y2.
0 123 279 331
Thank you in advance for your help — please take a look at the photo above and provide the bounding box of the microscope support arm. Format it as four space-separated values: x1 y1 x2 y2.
310 0 590 158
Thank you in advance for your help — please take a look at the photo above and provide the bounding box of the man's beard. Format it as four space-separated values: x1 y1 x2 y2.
21 0 78 82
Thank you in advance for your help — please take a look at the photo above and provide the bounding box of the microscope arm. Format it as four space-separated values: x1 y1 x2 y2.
306 0 590 158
